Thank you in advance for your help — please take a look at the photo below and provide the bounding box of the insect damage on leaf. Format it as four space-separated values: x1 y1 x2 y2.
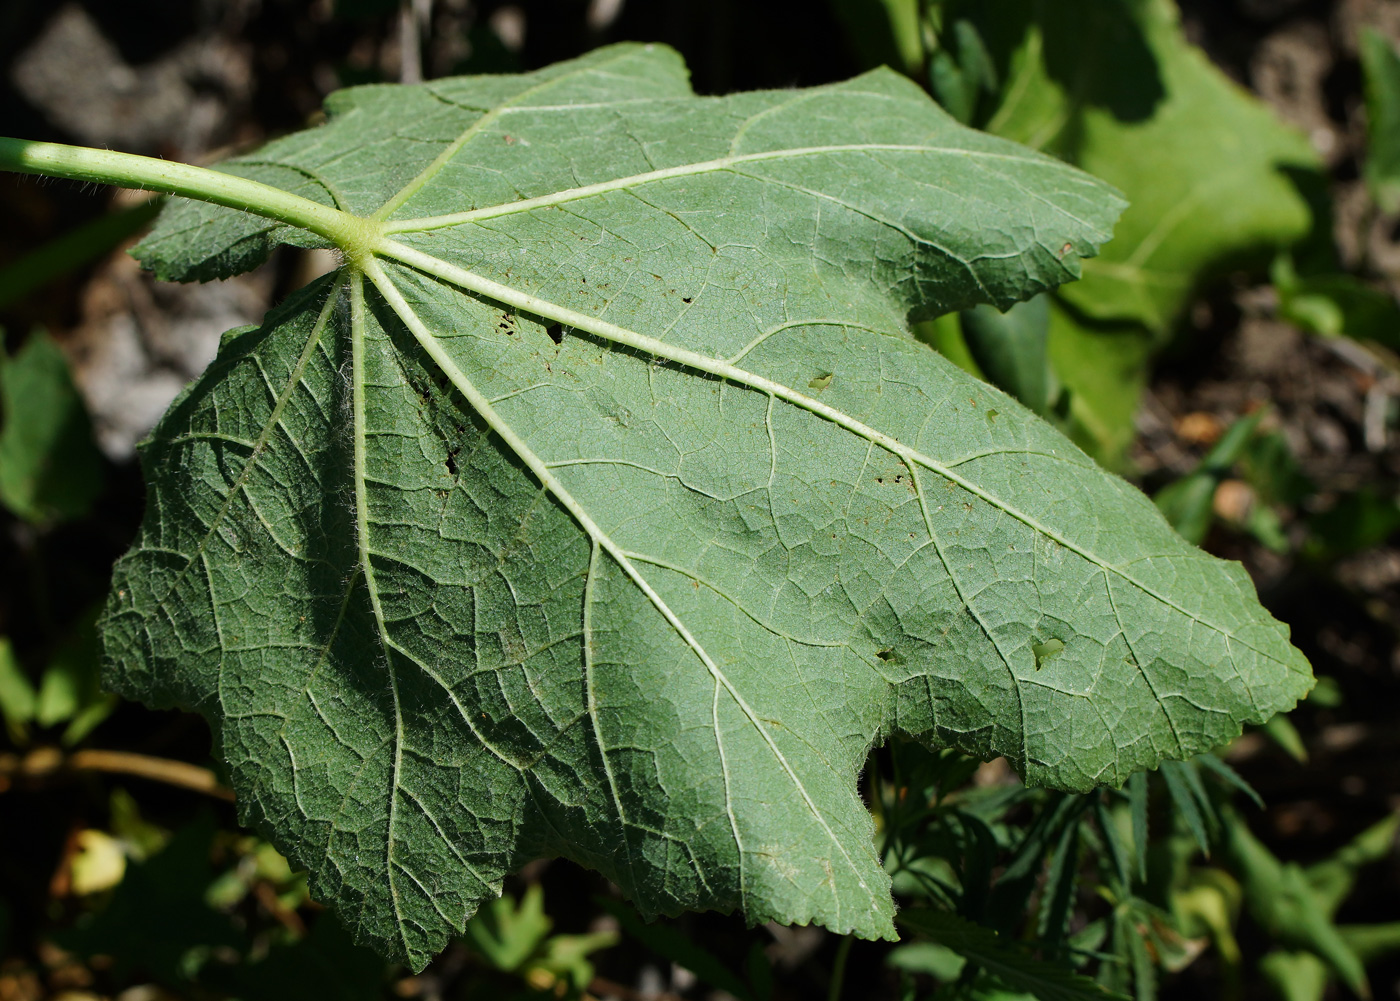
1032 638 1066 668
92 43 1311 970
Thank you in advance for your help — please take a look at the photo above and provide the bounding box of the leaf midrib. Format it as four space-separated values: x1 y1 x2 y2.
347 272 413 960
377 143 1101 234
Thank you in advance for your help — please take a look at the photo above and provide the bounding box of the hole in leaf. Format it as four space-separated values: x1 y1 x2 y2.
1031 638 1065 669
808 372 833 391
545 323 564 344
876 648 903 664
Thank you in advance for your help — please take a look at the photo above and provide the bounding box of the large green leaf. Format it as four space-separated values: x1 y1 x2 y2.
95 44 1310 969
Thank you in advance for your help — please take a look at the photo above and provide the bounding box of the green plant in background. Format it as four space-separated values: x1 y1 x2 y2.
0 327 119 759
833 0 1323 466
872 733 1400 1001
463 885 618 996
0 329 104 525
980 1 1316 332
57 810 395 1000
0 30 1319 997
1228 808 1400 1001
873 735 1214 999
1263 26 1400 360
1361 27 1400 217
58 816 249 986
0 606 117 750
1152 410 1284 551
1273 254 1400 354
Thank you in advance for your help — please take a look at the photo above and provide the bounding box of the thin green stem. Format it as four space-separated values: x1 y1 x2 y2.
0 137 379 254
828 934 853 1001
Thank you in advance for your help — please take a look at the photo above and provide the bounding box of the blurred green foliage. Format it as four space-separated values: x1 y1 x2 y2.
1361 28 1400 215
0 330 103 525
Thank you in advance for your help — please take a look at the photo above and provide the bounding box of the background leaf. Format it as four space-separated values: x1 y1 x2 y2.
974 0 1318 333
898 909 1124 1001
0 330 104 525
959 295 1055 417
898 0 1325 466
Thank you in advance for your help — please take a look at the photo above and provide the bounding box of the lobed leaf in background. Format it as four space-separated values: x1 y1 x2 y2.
1 42 1314 970
976 0 1318 333
990 0 1318 463
839 0 1323 465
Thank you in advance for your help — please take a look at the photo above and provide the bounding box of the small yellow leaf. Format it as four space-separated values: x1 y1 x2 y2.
70 829 126 895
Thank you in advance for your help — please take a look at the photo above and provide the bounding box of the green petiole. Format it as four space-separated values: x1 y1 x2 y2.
0 137 383 263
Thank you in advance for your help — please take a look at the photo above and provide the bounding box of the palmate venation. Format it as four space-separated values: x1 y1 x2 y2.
99 43 1312 968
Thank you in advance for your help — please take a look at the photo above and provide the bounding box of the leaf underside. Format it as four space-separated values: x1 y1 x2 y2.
101 44 1312 969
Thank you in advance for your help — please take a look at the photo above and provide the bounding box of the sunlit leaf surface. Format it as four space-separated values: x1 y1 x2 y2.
101 44 1312 968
